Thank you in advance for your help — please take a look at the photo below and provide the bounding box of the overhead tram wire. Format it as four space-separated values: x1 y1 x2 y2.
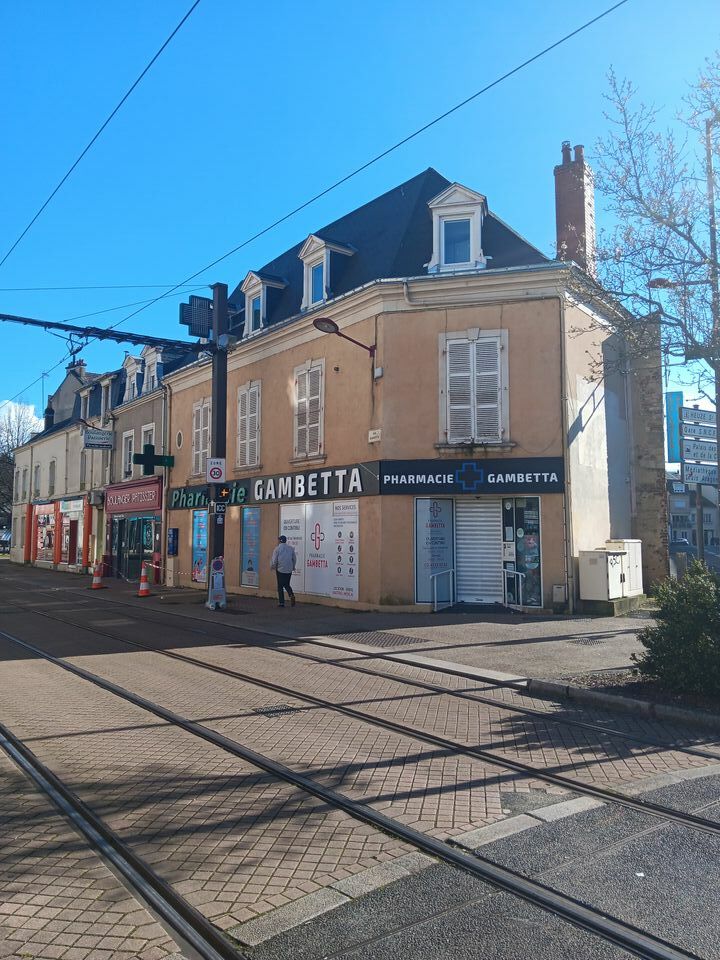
0 0 203 271
2 0 630 413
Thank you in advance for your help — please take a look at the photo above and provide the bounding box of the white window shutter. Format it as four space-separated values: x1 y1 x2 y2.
474 339 501 440
247 384 259 466
307 366 322 456
295 371 308 458
201 400 211 473
192 403 201 475
237 388 248 467
447 340 473 442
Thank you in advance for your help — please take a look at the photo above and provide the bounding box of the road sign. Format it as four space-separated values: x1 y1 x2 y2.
206 458 226 483
681 406 716 425
682 438 718 463
214 503 226 514
206 555 227 610
682 462 719 485
681 421 717 441
83 427 113 450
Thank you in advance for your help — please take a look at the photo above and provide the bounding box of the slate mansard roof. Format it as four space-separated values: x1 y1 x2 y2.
229 167 548 331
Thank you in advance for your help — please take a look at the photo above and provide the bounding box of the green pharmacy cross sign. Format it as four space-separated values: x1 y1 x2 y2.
133 443 175 476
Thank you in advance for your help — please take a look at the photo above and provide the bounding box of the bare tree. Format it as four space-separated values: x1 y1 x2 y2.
0 402 39 524
591 53 720 398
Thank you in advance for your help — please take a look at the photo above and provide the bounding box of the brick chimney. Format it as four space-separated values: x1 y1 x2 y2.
44 401 54 431
554 141 596 277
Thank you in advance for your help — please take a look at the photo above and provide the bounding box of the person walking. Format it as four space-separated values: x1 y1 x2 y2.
270 535 297 608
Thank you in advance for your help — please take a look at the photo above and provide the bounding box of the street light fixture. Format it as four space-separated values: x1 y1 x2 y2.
312 317 376 359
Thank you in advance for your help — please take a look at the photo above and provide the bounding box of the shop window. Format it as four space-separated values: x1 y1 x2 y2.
294 360 324 460
237 382 261 469
443 332 507 443
192 398 211 476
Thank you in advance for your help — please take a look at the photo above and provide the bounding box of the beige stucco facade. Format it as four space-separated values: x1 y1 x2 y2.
162 265 633 611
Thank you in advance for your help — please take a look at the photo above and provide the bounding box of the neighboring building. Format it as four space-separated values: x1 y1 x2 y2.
164 153 666 610
10 359 105 572
667 475 719 548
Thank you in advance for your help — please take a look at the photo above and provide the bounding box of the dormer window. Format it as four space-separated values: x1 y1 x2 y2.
311 262 324 304
443 218 471 265
241 271 287 337
427 183 488 274
251 295 262 332
299 234 354 311
80 392 89 421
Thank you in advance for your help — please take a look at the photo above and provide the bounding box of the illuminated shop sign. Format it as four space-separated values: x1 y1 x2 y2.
380 458 564 495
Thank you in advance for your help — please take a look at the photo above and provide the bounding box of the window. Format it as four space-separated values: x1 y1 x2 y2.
80 393 89 420
704 512 713 525
33 464 41 498
311 262 324 304
443 218 471 265
101 383 110 422
14 470 19 502
122 431 135 479
251 296 262 332
142 424 155 450
79 451 87 490
192 399 211 475
427 183 487 274
145 364 156 393
294 361 324 459
48 460 56 497
21 468 28 500
237 382 261 469
12 518 17 545
444 334 505 443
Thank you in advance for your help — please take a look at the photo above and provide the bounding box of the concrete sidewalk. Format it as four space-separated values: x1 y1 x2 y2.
1 564 648 680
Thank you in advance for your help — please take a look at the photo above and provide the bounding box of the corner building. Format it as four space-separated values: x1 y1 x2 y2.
164 162 665 611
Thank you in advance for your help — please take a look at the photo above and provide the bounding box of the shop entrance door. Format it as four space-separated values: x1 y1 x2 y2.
115 516 155 581
455 499 504 603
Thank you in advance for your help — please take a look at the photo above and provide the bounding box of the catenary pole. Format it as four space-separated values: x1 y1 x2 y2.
206 283 228 609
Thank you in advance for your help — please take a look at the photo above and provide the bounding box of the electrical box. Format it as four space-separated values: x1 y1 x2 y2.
578 550 627 601
605 539 643 597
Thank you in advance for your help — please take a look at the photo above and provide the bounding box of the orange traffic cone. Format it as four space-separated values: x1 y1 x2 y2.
137 562 152 598
90 561 106 590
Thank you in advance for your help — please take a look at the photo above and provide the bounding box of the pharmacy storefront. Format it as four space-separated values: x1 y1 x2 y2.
381 458 565 609
166 458 564 609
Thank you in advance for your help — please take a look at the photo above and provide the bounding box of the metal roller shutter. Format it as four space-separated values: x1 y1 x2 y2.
455 499 503 603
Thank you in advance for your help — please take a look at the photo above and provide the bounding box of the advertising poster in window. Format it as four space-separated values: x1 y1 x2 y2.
241 506 261 587
280 500 358 600
503 497 541 606
191 509 208 583
280 503 306 594
35 509 55 562
414 499 454 603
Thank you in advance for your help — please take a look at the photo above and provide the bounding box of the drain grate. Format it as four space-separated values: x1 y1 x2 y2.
331 631 426 649
252 703 300 717
568 636 606 646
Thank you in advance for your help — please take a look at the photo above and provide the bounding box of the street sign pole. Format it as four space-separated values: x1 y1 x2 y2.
207 282 228 610
696 483 705 562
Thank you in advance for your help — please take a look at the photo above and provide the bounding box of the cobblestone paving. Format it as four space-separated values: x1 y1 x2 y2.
0 752 178 960
0 636 409 928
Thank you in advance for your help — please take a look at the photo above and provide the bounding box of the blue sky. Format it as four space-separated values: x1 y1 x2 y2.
1 0 718 417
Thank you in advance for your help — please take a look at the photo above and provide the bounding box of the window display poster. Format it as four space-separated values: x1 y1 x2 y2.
241 506 261 587
414 499 454 603
280 503 306 594
36 510 55 562
280 500 359 600
504 496 541 606
191 509 208 583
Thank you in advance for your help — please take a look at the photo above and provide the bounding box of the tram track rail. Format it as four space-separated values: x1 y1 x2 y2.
0 624 706 960
3 600 720 842
5 587 720 766
0 715 245 960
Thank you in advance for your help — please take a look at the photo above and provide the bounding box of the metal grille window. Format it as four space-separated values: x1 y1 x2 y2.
192 399 211 475
446 336 502 443
237 382 260 469
294 362 324 459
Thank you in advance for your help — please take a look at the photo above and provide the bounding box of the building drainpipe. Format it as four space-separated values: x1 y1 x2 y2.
559 292 576 613
82 500 92 570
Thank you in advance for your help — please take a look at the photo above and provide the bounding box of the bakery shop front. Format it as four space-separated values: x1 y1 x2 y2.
104 476 163 582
